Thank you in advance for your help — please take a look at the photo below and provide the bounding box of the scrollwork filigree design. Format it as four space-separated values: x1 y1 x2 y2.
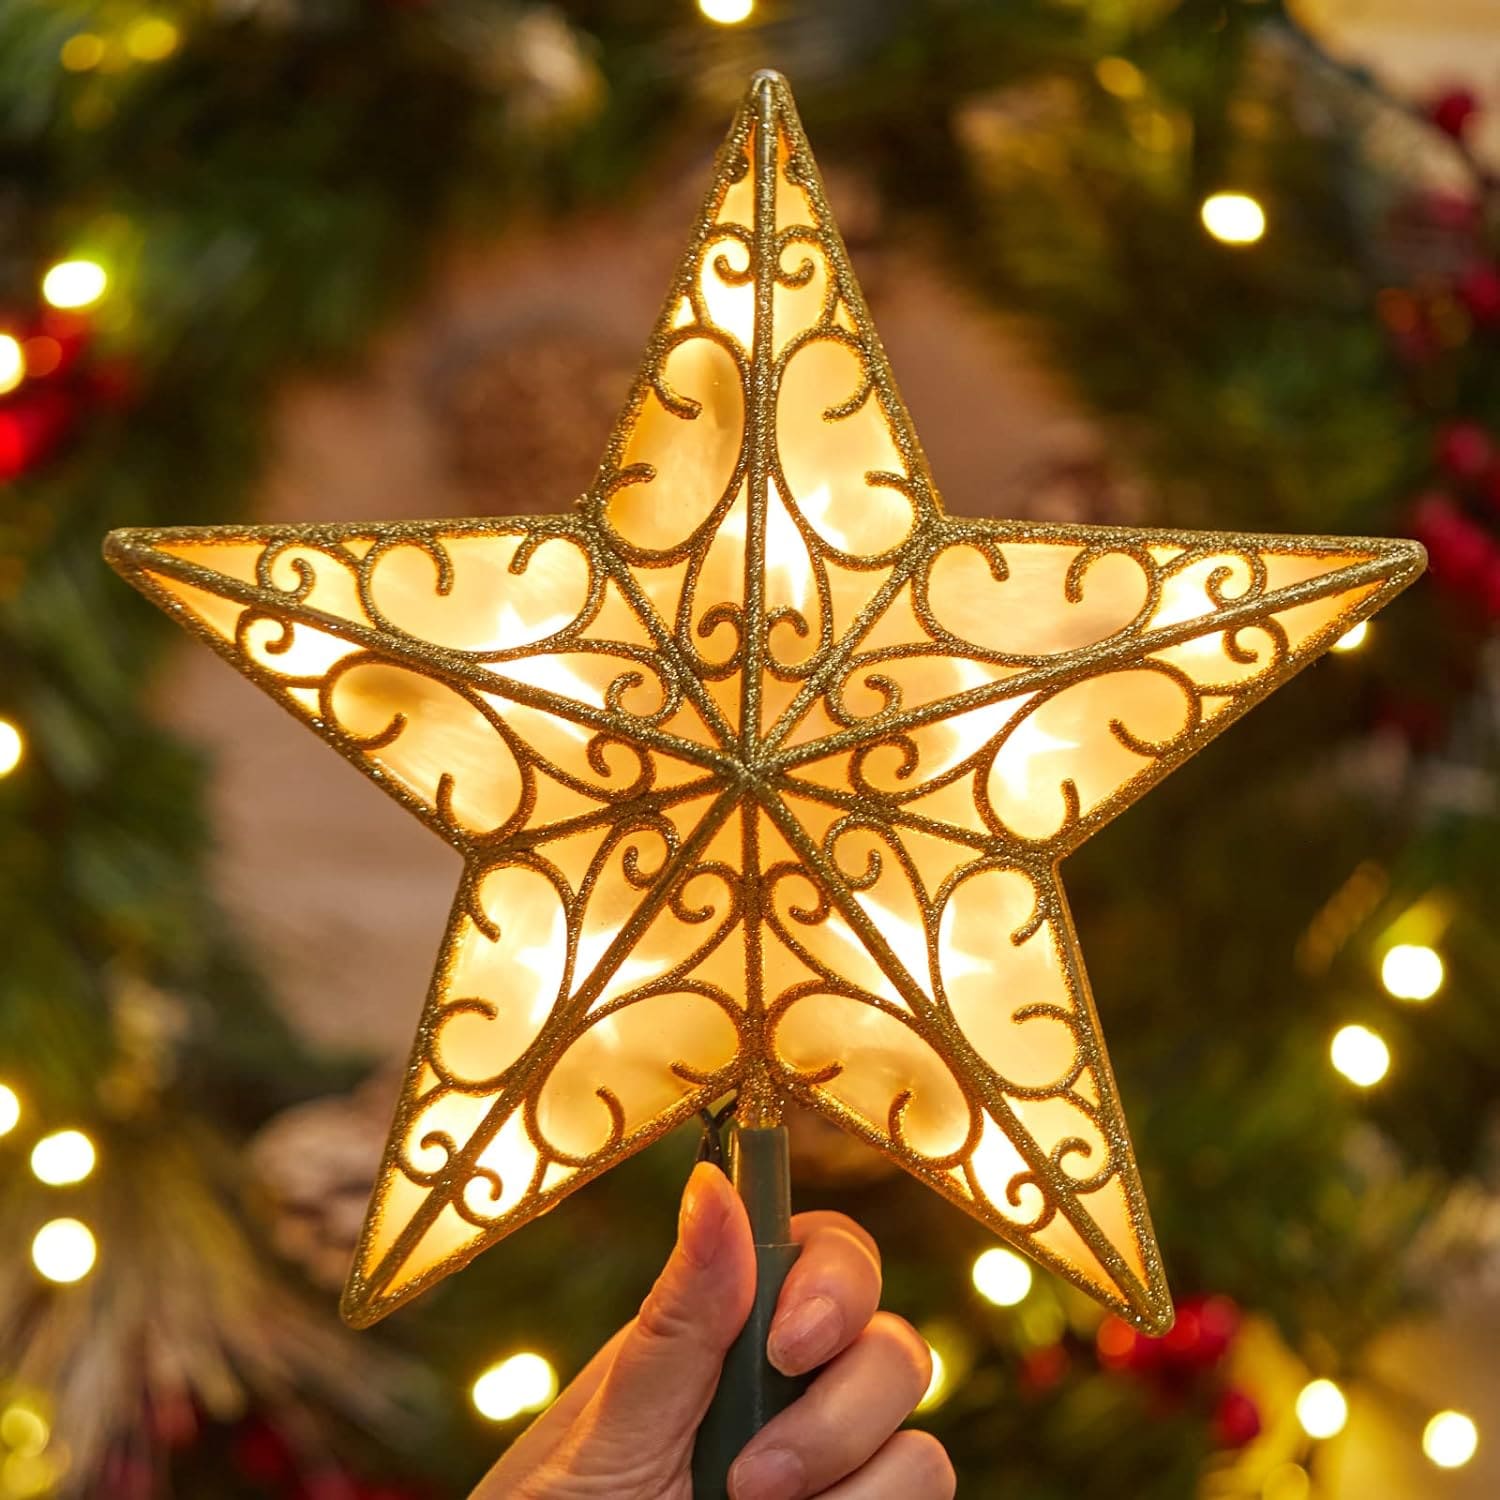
104 71 1423 1333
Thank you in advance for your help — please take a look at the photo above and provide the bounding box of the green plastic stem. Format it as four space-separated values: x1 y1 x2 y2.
691 1124 806 1499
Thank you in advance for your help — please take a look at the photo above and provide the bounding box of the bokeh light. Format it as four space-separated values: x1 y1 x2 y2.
916 1343 948 1412
1380 943 1443 1002
1331 1024 1389 1087
0 1402 50 1458
1332 621 1368 652
0 1084 19 1137
1 1449 61 1499
125 17 181 63
471 1352 557 1422
1095 57 1146 99
1295 1378 1348 1440
0 335 23 395
1201 192 1266 245
22 337 63 378
59 33 105 72
698 0 754 22
1423 1410 1478 1469
30 1129 97 1187
41 260 107 311
31 1218 97 1284
972 1247 1033 1306
0 719 23 777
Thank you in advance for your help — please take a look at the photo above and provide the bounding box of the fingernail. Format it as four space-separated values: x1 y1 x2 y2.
678 1163 730 1269
767 1293 840 1374
729 1447 804 1500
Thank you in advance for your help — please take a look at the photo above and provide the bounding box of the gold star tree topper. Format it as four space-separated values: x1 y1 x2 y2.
106 72 1422 1334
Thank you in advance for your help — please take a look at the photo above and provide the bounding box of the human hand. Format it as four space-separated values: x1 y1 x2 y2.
472 1162 954 1499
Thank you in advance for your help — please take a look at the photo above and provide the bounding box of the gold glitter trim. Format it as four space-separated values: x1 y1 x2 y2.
105 72 1424 1334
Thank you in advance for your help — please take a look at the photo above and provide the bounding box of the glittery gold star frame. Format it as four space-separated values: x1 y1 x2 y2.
105 72 1423 1333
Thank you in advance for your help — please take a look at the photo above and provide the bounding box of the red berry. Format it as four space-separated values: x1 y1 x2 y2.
1409 491 1495 590
1214 1387 1262 1448
1436 420 1494 481
1458 264 1500 327
1180 1294 1240 1365
1096 1315 1146 1372
1160 1304 1202 1364
1429 88 1481 139
1434 520 1496 591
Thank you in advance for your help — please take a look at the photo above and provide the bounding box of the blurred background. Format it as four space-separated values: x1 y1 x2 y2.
2 1 1499 1497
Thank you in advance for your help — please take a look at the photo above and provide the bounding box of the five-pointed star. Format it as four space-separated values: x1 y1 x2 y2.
106 72 1423 1332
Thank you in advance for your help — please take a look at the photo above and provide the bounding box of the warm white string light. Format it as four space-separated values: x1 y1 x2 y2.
471 1352 557 1422
41 259 107 311
1380 943 1443 1002
916 1343 948 1413
0 335 23 396
1330 1024 1389 1087
1295 1379 1348 1440
1423 1410 1478 1469
0 719 23 778
31 1218 97 1284
1201 192 1266 245
30 1129 97 1187
971 1247 1033 1307
697 0 754 23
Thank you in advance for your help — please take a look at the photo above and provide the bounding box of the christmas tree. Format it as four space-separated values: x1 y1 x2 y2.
2 2 1497 1497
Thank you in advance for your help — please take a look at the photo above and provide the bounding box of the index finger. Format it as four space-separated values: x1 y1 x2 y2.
790 1210 880 1269
769 1214 884 1377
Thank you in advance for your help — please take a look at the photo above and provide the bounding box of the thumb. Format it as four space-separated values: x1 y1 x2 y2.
584 1161 755 1448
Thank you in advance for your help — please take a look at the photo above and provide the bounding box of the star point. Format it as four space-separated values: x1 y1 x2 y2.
106 72 1422 1333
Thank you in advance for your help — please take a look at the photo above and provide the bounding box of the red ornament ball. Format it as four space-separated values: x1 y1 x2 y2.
1410 489 1494 588
1096 1315 1156 1374
1411 491 1496 591
1213 1387 1263 1449
1429 87 1481 139
1435 421 1494 482
1459 264 1500 328
0 386 75 479
1177 1294 1240 1367
1152 1294 1241 1372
